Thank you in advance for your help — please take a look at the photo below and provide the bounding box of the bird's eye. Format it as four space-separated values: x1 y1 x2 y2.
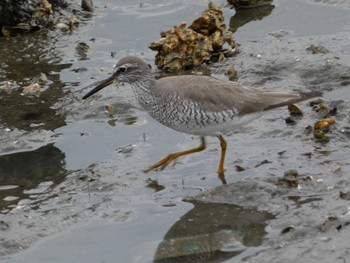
118 66 127 73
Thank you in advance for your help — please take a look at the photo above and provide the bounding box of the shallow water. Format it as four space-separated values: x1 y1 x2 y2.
1 0 350 262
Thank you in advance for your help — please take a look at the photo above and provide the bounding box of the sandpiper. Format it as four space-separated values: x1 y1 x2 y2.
83 55 320 184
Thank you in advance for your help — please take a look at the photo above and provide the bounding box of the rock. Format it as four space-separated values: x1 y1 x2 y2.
149 2 236 71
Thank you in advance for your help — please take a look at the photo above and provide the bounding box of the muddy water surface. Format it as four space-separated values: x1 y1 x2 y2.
1 0 350 262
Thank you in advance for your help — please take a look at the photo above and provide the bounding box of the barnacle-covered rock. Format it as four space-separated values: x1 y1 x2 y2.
227 0 273 9
0 0 88 36
149 2 236 71
0 0 53 36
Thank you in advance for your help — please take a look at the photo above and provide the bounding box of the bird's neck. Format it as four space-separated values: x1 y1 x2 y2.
129 74 155 109
130 74 154 93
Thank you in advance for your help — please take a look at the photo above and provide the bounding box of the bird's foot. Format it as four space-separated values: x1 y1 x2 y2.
143 153 178 173
217 169 227 185
144 138 206 174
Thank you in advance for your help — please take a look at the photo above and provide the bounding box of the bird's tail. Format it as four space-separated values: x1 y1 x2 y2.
264 90 322 111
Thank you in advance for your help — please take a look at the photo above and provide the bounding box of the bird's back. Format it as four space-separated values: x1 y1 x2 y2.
143 75 319 136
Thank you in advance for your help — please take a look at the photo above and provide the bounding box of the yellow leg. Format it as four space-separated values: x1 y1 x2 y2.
144 137 206 173
217 135 227 185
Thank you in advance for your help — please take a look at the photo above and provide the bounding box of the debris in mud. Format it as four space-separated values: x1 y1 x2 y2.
107 119 117 127
333 165 341 173
37 72 48 83
312 102 337 118
55 18 80 32
277 150 286 157
2 23 31 37
235 165 245 172
339 190 350 200
319 216 349 232
20 73 49 95
278 169 313 188
22 83 42 95
9 204 31 214
314 117 336 130
288 104 303 116
303 125 313 135
306 44 330 54
255 159 272 168
81 0 94 12
301 152 313 158
284 116 297 125
313 129 328 140
280 170 300 188
0 81 14 91
227 66 237 81
313 117 336 140
123 119 148 127
310 101 337 140
78 174 96 182
267 30 289 38
116 144 135 156
146 179 165 192
280 225 295 234
227 0 273 9
149 2 236 71
0 220 10 231
285 100 320 125
75 42 90 59
105 104 115 116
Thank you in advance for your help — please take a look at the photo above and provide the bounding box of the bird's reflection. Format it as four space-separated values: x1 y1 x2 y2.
0 144 67 210
154 200 274 262
229 4 275 33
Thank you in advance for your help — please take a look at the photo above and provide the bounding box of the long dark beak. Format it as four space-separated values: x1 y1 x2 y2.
82 73 116 100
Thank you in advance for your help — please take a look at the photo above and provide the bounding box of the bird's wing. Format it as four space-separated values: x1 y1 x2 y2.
155 75 309 115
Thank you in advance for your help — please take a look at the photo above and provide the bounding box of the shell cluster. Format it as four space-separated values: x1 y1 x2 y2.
0 0 92 37
149 2 236 71
0 0 52 36
311 102 337 140
286 101 337 141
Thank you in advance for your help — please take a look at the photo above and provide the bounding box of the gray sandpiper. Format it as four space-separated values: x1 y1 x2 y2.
83 55 321 184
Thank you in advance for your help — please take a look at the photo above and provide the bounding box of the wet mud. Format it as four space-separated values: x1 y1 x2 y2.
1 0 350 262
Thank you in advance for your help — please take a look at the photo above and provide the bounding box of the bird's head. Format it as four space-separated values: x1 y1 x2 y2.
82 56 152 100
